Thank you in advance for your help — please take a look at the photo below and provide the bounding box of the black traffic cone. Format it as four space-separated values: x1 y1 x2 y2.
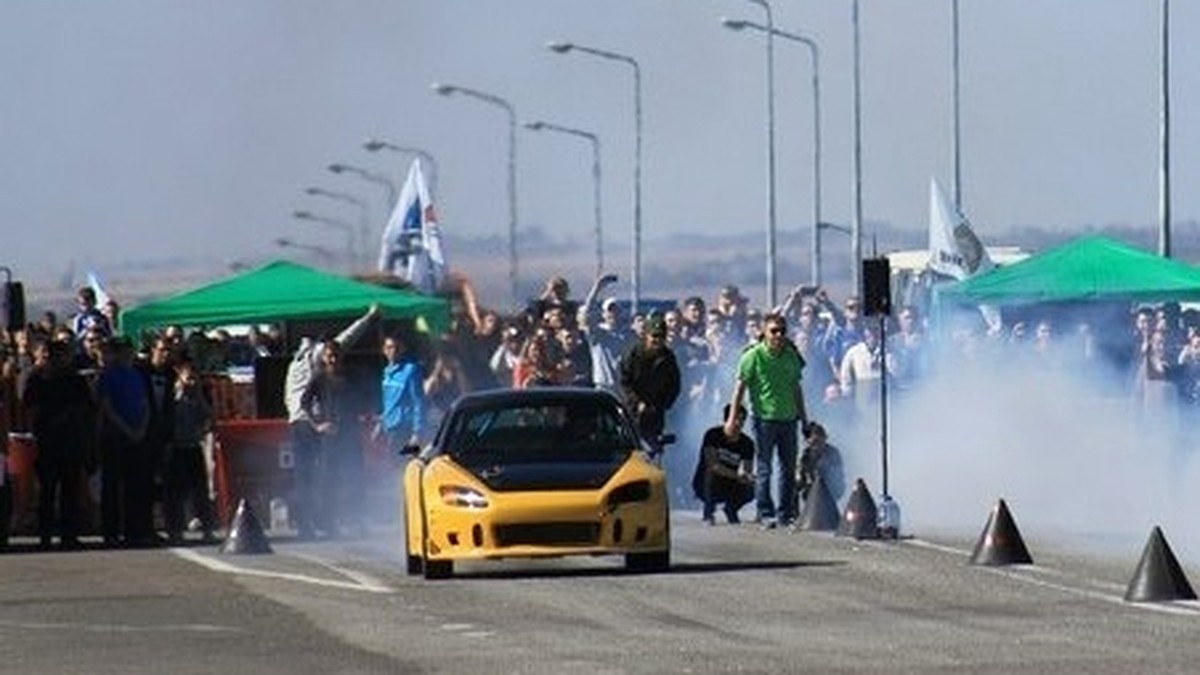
1124 526 1197 602
838 478 879 539
970 498 1032 566
799 473 840 532
219 498 273 555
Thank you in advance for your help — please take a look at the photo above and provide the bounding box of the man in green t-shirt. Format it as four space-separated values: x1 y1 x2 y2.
724 312 808 528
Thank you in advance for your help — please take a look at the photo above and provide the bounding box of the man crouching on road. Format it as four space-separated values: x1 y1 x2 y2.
724 312 808 529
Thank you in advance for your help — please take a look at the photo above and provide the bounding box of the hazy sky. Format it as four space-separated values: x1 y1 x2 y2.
3 1 1198 297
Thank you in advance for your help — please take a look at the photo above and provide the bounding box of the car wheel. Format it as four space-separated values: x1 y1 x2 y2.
625 550 670 573
423 559 453 580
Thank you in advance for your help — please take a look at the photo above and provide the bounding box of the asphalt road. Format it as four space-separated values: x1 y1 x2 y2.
2 515 1199 674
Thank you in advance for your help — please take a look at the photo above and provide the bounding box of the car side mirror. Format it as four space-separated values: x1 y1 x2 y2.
657 433 677 448
398 443 422 458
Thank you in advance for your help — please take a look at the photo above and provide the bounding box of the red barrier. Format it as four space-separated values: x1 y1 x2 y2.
211 419 292 528
211 417 398 531
5 433 38 534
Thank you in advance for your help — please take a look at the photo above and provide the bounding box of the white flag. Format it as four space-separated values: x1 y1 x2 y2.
379 160 447 293
929 177 1000 331
928 177 994 280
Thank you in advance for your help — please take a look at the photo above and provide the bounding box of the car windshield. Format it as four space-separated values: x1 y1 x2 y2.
444 398 638 465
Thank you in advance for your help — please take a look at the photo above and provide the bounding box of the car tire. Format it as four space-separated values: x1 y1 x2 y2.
625 550 670 573
423 559 453 580
406 554 423 576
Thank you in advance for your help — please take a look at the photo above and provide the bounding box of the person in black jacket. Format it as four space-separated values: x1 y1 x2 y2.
24 339 96 550
619 315 681 454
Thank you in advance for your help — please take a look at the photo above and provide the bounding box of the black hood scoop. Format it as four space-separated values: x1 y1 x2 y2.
461 460 623 492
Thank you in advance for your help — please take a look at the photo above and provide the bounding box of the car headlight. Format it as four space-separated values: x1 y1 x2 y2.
606 480 652 509
439 485 490 509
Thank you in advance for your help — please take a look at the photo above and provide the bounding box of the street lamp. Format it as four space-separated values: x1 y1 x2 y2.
363 139 439 199
432 82 520 305
292 210 355 267
303 187 369 265
725 0 778 307
327 162 398 215
275 237 335 265
524 120 605 277
723 17 824 288
1160 0 1172 257
951 0 962 211
547 40 643 315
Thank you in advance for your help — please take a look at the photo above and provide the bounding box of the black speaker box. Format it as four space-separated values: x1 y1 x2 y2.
861 258 891 316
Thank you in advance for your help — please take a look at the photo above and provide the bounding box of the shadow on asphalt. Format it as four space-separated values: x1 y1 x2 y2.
453 559 846 581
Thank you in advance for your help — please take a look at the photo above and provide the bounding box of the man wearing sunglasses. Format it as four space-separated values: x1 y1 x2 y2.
724 312 808 529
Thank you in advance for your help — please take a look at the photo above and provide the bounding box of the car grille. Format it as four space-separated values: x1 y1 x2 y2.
494 522 600 547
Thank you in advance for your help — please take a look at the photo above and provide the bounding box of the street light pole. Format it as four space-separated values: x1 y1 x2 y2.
292 209 356 268
547 40 643 315
524 120 604 277
432 82 520 305
951 0 962 211
851 0 864 295
303 187 369 265
1159 0 1172 258
327 162 397 208
743 0 778 308
723 18 823 288
363 139 439 200
275 237 336 265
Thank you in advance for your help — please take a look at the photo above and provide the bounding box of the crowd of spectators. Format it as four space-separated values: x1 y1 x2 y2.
5 272 1200 548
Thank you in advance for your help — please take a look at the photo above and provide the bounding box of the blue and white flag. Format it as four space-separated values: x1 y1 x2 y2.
379 159 447 293
86 270 112 308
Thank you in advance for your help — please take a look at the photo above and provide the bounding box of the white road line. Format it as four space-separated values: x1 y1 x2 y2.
171 548 393 594
291 552 392 593
902 537 1200 617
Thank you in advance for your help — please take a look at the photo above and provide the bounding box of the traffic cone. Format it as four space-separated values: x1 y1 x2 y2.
1124 526 1197 602
970 498 1032 566
798 473 840 532
219 498 273 555
837 478 879 539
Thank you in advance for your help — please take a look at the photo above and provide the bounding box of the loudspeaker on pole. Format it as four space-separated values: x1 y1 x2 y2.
838 478 879 540
861 257 891 317
1124 526 1197 602
219 498 273 555
970 498 1032 566
2 281 24 331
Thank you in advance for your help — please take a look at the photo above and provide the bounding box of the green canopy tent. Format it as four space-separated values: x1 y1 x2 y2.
938 235 1200 306
121 260 450 338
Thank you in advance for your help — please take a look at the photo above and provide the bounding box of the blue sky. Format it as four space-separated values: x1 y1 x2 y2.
3 1 1198 305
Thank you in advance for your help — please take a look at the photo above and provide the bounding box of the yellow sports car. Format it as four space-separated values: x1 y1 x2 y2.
402 388 670 579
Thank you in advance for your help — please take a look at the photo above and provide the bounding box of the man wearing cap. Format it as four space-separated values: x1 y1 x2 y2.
619 314 681 454
725 311 808 529
580 273 633 392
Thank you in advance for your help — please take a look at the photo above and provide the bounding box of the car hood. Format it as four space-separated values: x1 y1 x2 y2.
455 459 626 492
